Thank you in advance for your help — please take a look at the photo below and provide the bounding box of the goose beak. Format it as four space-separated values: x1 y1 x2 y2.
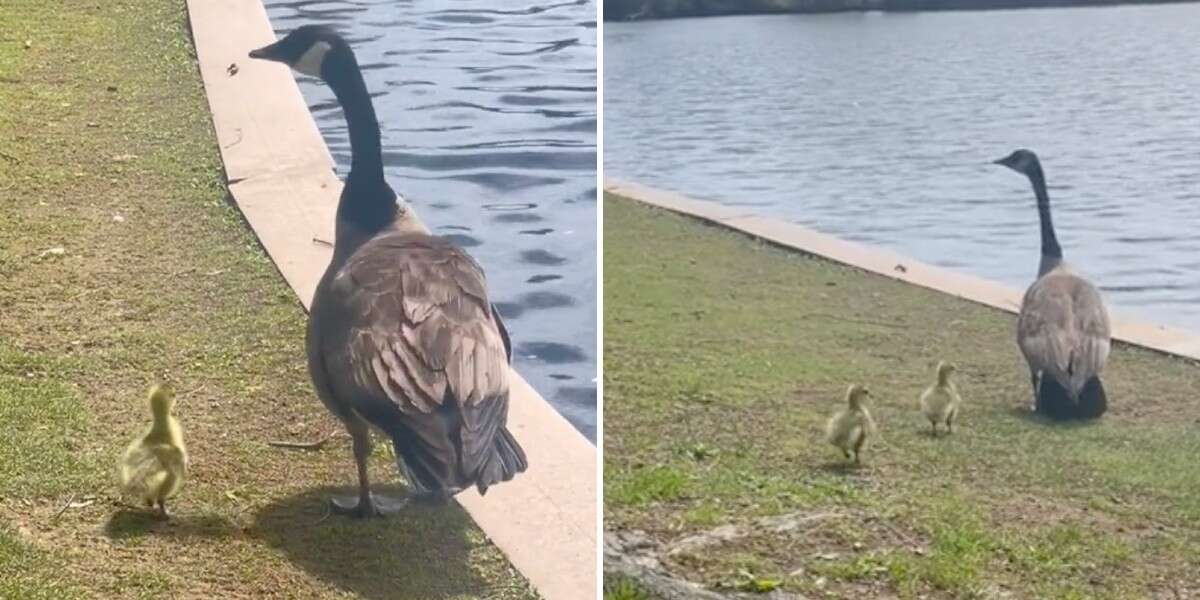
991 158 1006 165
248 41 282 62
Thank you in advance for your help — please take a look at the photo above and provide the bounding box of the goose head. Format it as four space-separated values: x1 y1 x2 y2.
249 25 347 79
846 384 870 410
993 149 1041 176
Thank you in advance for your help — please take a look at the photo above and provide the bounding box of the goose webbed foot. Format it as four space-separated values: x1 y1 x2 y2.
329 493 408 518
155 500 170 521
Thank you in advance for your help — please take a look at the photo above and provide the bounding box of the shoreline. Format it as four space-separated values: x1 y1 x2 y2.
605 179 1200 362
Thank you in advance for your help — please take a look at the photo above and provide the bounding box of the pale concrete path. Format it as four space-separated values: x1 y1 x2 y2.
186 1 598 598
606 179 1200 361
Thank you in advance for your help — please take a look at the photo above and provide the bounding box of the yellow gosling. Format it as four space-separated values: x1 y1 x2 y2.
825 384 877 464
120 384 187 519
919 361 962 437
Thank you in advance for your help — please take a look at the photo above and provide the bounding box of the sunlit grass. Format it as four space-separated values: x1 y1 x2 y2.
604 193 1200 597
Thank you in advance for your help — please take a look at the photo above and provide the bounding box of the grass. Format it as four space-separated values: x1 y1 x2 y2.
0 1 535 597
604 193 1200 598
602 575 650 600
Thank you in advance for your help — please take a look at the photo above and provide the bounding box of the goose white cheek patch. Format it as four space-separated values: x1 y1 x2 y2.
293 41 331 78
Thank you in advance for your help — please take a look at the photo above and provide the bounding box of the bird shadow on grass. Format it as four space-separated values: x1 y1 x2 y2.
817 461 865 476
104 508 235 541
253 485 512 600
1005 405 1098 430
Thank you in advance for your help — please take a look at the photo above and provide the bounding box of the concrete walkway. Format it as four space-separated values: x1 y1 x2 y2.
186 2 597 598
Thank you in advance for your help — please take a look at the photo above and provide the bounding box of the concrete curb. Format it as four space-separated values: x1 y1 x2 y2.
605 179 1200 362
186 2 597 598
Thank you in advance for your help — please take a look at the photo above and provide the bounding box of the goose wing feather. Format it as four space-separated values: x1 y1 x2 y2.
323 231 510 476
1018 269 1110 395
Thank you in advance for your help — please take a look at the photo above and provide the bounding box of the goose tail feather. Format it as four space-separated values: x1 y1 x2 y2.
1037 375 1106 420
474 427 528 495
1036 376 1075 421
1076 377 1107 419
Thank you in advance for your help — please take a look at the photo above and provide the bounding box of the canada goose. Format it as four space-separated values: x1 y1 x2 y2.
120 384 187 519
919 361 961 436
250 26 527 517
825 384 876 464
994 149 1110 420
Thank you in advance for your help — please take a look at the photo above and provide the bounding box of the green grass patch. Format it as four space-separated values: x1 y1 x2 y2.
603 575 651 600
0 1 535 596
0 525 83 599
608 465 689 507
604 193 1200 597
0 345 100 497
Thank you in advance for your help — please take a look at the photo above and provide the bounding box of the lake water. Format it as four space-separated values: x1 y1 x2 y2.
605 5 1200 334
265 0 597 439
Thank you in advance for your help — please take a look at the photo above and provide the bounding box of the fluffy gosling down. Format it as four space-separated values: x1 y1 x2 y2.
919 361 962 437
825 384 877 464
120 384 187 519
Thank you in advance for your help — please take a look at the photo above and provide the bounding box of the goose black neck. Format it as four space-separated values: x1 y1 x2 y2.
324 48 385 187
1027 163 1062 264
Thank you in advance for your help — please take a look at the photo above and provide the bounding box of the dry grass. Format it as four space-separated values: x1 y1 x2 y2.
604 193 1200 599
0 1 536 597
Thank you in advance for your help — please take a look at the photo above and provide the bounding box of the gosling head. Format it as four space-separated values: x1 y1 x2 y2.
992 149 1042 177
147 384 176 418
846 384 870 410
248 25 347 79
936 360 957 383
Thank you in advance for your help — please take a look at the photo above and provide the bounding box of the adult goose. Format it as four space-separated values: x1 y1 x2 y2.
994 149 1110 420
249 26 527 517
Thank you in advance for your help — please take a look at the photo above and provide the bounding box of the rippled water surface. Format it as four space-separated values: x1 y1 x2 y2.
266 0 597 438
606 5 1200 333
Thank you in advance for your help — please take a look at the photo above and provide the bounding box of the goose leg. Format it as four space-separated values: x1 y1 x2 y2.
1029 370 1041 413
156 499 169 521
331 415 407 518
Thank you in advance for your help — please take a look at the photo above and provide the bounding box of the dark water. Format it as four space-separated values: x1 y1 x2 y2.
265 0 597 439
606 5 1200 334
